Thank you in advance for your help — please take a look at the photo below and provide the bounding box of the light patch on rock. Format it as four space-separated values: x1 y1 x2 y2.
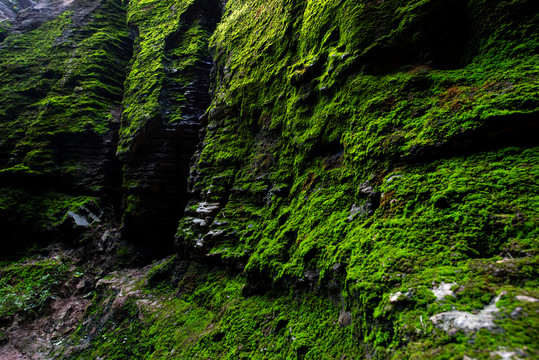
389 291 403 303
67 207 99 227
347 204 361 222
386 174 403 182
490 347 527 360
205 229 224 238
67 211 90 226
195 237 204 248
195 202 221 216
101 230 110 241
338 311 352 328
430 292 504 334
515 295 538 303
34 0 72 10
86 210 99 223
431 282 457 300
192 218 208 227
389 290 412 303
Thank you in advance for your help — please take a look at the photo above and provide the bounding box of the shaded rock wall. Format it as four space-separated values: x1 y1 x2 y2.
0 0 132 251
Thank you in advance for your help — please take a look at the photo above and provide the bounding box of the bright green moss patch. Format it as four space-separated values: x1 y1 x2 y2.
179 1 539 356
0 0 537 357
0 0 129 252
118 0 213 155
0 257 70 317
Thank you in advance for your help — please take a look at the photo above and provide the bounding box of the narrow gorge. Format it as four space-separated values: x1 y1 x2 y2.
0 0 537 358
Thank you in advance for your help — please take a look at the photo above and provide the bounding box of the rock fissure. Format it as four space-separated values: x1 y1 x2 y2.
120 0 223 258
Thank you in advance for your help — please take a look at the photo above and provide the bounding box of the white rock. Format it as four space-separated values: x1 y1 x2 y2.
515 295 538 303
67 211 90 227
430 293 504 333
431 282 457 300
195 202 221 216
490 349 523 360
389 291 402 303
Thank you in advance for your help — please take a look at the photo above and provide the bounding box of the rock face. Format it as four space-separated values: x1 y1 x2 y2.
0 0 538 359
0 0 132 252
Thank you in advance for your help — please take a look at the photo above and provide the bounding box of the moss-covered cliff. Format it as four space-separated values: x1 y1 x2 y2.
0 0 537 358
0 0 131 252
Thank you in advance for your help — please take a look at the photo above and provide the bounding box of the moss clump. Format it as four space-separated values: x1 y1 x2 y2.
145 254 177 287
0 0 131 174
0 0 537 357
0 187 101 253
0 0 130 253
118 0 215 156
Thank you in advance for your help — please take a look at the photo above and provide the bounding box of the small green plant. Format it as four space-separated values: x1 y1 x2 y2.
116 246 133 267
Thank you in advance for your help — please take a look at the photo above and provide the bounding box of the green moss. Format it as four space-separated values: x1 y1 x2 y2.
174 0 539 357
0 0 131 174
0 186 100 252
0 257 70 317
0 0 537 357
118 0 213 155
145 255 178 288
65 270 364 359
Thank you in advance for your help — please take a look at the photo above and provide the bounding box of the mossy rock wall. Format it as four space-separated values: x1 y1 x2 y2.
118 0 222 255
0 0 132 250
174 0 539 357
0 0 537 358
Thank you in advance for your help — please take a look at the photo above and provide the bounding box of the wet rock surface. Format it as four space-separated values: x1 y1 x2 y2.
1 0 100 33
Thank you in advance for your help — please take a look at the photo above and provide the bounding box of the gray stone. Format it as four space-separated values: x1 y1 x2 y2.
430 293 504 334
431 282 457 300
68 211 90 227
515 295 538 303
195 202 221 216
338 311 352 328
386 174 403 182
389 290 412 303
490 347 527 360
510 307 523 319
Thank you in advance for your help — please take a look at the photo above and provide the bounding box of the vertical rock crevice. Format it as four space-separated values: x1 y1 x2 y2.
120 0 223 258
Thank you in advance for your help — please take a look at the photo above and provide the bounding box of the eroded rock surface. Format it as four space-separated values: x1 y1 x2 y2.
430 293 504 334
